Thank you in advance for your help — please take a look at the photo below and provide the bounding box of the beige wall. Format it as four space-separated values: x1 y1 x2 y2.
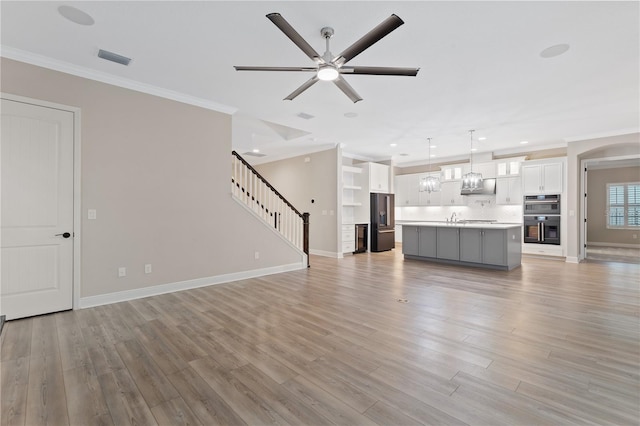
255 148 339 255
587 166 640 245
566 132 640 260
1 58 304 299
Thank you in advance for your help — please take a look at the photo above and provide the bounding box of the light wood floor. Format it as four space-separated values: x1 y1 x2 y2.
586 245 640 264
2 250 639 426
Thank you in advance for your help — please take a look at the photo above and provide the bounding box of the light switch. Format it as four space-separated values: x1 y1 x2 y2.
88 209 97 220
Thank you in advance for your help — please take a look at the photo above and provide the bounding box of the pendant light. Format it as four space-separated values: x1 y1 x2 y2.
419 138 441 193
462 130 483 192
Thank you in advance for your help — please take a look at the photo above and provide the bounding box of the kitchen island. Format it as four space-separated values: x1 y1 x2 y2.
402 221 522 270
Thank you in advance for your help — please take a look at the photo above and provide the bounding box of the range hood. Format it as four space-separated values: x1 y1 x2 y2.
461 178 496 195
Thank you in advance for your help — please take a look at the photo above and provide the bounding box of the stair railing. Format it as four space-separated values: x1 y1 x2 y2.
231 151 309 266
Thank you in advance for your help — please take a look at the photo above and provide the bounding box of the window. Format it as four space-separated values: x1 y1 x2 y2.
607 182 640 228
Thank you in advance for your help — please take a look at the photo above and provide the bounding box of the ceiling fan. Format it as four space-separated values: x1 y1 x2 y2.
234 13 420 103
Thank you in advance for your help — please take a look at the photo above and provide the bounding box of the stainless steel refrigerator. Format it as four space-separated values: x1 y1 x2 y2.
370 192 395 252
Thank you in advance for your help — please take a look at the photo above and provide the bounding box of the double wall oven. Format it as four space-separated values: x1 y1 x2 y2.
523 195 560 245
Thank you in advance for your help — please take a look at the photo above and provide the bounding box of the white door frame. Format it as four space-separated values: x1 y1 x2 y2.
579 154 640 261
1 92 82 311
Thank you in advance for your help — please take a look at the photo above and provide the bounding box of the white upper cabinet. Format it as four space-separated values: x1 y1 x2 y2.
522 162 563 194
441 165 463 181
440 181 466 206
395 174 411 206
496 160 522 176
369 162 390 193
496 176 522 205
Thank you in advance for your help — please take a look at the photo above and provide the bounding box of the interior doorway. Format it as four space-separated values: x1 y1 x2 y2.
1 94 81 320
581 155 640 264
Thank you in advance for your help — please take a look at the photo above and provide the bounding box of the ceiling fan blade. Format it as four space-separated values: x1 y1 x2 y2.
235 66 317 72
340 66 419 76
333 76 363 103
333 14 404 66
266 13 323 63
284 76 319 100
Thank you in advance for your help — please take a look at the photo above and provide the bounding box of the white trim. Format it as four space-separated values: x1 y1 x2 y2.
1 46 238 115
581 153 640 261
1 93 83 312
587 242 640 249
79 263 306 309
565 256 579 264
310 249 342 258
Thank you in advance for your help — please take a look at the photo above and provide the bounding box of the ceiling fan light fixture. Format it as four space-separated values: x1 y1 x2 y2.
317 65 339 81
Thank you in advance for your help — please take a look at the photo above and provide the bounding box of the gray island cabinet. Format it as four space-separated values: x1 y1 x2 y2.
402 222 521 270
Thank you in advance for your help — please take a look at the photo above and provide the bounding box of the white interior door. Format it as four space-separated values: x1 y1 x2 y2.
1 98 75 320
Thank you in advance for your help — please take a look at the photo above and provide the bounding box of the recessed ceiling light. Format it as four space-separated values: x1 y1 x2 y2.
430 154 436 158
344 112 358 118
471 148 478 152
252 148 260 153
390 143 397 147
58 5 95 26
431 145 437 149
540 43 570 58
520 140 529 144
478 137 486 141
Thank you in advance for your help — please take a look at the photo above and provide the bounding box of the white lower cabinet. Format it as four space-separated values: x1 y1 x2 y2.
341 224 355 253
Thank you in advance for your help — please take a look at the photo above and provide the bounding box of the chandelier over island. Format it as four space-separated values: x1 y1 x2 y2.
461 129 483 192
419 137 441 193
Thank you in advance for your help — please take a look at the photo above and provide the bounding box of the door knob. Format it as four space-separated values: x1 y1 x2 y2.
55 232 71 238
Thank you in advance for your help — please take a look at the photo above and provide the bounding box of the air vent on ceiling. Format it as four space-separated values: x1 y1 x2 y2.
98 49 131 66
243 151 266 157
296 112 315 120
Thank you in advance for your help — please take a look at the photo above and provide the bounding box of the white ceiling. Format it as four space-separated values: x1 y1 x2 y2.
2 1 639 166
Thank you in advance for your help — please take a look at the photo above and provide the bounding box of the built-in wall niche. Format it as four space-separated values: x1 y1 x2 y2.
341 165 366 226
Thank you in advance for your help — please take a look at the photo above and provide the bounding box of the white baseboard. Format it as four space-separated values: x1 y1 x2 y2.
587 242 640 249
79 262 306 309
310 249 341 258
565 256 579 264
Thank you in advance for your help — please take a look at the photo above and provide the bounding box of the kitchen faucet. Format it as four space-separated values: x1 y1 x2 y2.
450 212 457 223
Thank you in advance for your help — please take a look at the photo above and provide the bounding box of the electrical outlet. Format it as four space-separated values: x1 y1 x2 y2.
118 267 126 277
254 251 260 260
88 209 97 220
145 264 152 274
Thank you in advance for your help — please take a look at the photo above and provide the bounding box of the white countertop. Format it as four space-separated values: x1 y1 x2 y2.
399 221 522 229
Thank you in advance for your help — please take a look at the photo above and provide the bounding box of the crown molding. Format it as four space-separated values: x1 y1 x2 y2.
1 46 238 115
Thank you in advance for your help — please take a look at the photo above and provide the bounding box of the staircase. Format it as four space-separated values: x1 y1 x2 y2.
231 151 309 266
